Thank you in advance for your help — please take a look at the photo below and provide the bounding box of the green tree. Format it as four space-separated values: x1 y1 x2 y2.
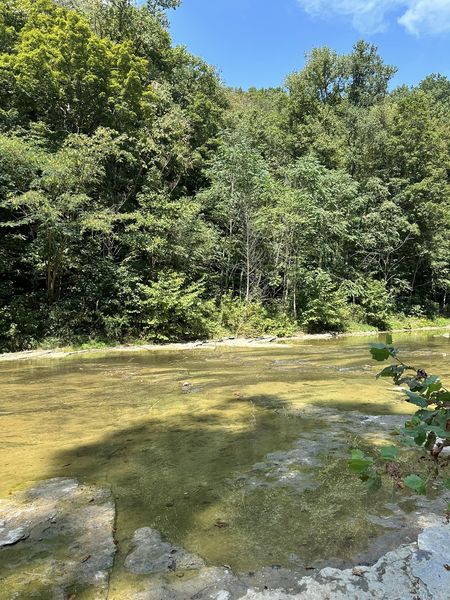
347 41 397 107
201 131 272 301
0 0 153 133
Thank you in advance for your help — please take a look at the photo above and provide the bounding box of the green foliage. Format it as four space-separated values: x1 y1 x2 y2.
301 270 350 333
404 474 427 495
370 342 397 362
348 343 450 501
347 449 381 490
358 279 392 330
218 295 296 338
348 449 373 474
379 446 399 461
0 0 152 133
136 272 214 342
1 1 450 348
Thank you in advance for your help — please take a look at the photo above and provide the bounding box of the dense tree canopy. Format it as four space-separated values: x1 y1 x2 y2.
1 0 450 350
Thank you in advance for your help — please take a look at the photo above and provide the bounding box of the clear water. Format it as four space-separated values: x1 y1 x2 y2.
1 331 449 593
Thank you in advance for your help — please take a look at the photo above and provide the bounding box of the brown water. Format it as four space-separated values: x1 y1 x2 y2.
1 331 449 592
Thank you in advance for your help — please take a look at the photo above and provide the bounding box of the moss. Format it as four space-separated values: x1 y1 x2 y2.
217 457 386 567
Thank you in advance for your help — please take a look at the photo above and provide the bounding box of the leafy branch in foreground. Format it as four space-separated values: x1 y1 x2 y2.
348 342 450 499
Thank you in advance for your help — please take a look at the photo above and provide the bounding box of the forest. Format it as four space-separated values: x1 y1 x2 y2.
1 0 450 351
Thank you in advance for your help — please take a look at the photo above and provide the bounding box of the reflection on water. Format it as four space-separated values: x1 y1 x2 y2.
0 330 449 583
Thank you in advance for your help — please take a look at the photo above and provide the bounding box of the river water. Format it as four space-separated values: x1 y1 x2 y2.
1 331 449 593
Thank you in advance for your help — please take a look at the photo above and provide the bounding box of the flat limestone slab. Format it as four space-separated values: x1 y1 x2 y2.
0 478 116 600
125 527 205 574
1 480 449 600
131 516 450 600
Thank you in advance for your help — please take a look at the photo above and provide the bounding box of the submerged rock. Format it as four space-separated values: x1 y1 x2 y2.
133 566 246 600
1 479 449 600
225 405 408 497
0 478 116 599
124 527 205 574
131 519 450 600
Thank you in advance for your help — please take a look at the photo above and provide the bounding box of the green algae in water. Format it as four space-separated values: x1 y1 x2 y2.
189 459 383 571
1 329 450 590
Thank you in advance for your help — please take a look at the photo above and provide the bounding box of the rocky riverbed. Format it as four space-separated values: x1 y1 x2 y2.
2 331 450 598
0 478 115 599
1 477 449 600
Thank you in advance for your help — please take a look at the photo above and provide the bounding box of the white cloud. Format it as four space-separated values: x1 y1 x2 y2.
399 0 450 35
297 0 450 35
298 1 401 34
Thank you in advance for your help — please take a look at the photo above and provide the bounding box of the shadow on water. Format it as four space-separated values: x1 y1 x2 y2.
2 397 307 597
3 330 442 595
51 395 303 551
46 393 403 581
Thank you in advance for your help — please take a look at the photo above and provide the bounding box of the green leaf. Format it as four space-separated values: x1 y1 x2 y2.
432 409 449 429
435 391 450 405
348 450 373 474
424 376 441 394
425 425 449 438
407 378 424 392
414 431 427 446
424 432 437 451
404 474 427 494
404 390 428 409
400 436 416 447
379 446 399 461
350 449 365 459
376 365 405 380
370 343 394 362
348 459 373 474
416 409 437 423
443 478 450 490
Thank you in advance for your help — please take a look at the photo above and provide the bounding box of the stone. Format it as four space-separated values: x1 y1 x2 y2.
236 524 450 599
0 525 29 547
411 525 450 600
366 514 405 529
0 478 116 599
23 477 79 501
130 521 450 600
124 527 205 575
2 479 448 600
132 567 247 600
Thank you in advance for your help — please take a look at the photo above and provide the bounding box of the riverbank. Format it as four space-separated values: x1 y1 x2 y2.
2 332 450 598
1 322 450 362
2 477 449 599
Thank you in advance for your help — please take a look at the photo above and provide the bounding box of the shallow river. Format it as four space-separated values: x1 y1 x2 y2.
1 331 449 595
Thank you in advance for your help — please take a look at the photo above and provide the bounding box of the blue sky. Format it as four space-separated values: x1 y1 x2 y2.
169 0 450 90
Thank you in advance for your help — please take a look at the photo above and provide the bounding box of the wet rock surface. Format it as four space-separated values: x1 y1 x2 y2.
0 479 449 599
223 403 449 573
0 478 116 599
0 525 28 547
124 527 205 574
410 522 450 599
132 517 450 600
229 405 406 494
